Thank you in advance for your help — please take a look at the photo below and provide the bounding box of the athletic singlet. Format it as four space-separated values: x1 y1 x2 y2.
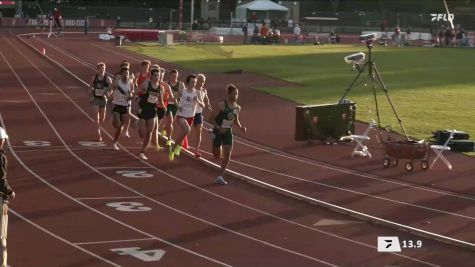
156 82 169 108
194 88 206 114
176 89 199 118
214 101 239 130
93 74 109 98
112 79 131 106
167 80 181 104
136 72 150 96
139 81 161 108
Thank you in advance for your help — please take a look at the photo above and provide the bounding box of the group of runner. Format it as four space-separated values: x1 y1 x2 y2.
88 60 246 185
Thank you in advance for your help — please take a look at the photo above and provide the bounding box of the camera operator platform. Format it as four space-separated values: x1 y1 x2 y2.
338 34 410 141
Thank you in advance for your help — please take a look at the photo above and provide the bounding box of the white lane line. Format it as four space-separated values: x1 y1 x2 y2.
9 146 142 153
95 166 156 170
74 237 156 246
9 209 121 267
16 31 104 38
76 196 144 200
14 33 449 266
13 148 69 153
4 37 339 267
12 145 64 148
231 134 475 201
0 50 233 267
197 150 475 220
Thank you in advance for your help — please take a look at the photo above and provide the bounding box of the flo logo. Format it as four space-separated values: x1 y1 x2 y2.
430 13 454 22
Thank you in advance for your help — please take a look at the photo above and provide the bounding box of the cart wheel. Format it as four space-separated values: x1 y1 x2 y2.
421 160 429 170
393 159 398 166
405 162 413 172
383 157 391 168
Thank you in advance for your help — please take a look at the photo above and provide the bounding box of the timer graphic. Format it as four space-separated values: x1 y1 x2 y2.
377 236 423 252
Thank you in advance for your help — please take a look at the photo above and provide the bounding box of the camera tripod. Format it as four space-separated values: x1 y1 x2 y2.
338 40 410 140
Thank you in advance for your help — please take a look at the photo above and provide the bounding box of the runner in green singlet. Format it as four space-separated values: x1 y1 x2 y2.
164 69 185 147
209 84 246 185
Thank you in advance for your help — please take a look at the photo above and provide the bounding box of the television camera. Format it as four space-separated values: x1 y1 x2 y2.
344 52 366 70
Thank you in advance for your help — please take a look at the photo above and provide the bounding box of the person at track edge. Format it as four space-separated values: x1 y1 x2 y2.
0 127 15 199
209 84 246 185
111 67 134 150
136 68 164 160
193 74 212 158
168 74 204 161
89 62 113 142
52 7 64 34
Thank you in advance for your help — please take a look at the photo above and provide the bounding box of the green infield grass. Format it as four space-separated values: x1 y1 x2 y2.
125 43 475 149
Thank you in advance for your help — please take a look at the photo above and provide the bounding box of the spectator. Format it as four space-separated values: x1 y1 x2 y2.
242 23 248 44
192 19 199 30
457 28 466 46
156 16 162 29
405 27 411 46
84 17 88 35
438 27 444 46
379 33 388 46
251 11 257 23
266 29 273 44
52 7 63 33
446 27 456 46
260 23 269 44
252 23 259 44
329 32 336 44
0 127 15 200
293 24 301 44
393 26 401 47
199 18 204 29
380 20 387 32
272 28 280 43
117 15 121 28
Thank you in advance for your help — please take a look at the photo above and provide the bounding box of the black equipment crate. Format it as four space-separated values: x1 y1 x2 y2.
434 130 470 145
448 140 475 152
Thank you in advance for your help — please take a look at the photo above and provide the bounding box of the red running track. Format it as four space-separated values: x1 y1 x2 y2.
22 30 475 244
0 29 473 266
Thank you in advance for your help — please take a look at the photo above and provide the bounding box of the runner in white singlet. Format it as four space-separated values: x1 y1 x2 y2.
110 67 134 151
168 74 205 161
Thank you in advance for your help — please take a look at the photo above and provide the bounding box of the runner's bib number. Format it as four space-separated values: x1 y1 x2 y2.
117 93 127 102
184 102 194 109
147 93 159 104
221 119 233 129
95 89 105 96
